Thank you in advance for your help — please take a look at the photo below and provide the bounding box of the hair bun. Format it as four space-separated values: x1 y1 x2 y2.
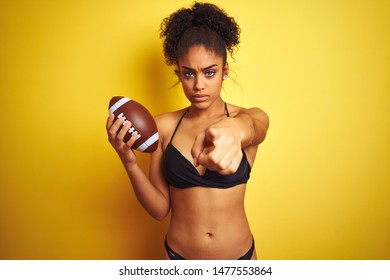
160 2 240 66
191 3 240 49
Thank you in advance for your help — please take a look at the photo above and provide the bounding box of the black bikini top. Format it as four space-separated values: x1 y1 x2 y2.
162 104 251 189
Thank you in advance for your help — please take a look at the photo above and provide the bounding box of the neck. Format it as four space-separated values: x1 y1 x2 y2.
187 98 226 120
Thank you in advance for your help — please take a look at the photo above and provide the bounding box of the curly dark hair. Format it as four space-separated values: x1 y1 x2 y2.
160 2 241 66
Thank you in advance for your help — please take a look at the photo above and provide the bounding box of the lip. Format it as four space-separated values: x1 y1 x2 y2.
192 95 208 102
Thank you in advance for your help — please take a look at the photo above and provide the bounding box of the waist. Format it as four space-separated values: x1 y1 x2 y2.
166 225 253 259
167 203 251 259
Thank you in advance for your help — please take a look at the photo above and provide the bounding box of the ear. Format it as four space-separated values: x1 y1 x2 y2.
223 62 229 80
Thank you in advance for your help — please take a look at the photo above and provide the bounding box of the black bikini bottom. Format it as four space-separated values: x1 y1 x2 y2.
164 236 255 260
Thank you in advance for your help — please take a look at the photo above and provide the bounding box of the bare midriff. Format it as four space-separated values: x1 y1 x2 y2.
166 184 254 259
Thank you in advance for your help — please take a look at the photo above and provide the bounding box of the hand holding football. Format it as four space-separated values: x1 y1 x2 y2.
108 96 159 153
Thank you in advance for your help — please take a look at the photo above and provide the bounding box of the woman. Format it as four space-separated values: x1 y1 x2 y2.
106 2 269 260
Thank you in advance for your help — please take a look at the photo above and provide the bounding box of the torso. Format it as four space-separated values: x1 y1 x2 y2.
158 104 258 259
167 186 253 259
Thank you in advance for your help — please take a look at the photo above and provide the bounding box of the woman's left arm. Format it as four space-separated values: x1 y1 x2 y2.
232 107 269 148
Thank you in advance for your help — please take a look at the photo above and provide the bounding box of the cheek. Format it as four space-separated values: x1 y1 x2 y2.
180 80 193 94
212 79 223 90
181 78 191 86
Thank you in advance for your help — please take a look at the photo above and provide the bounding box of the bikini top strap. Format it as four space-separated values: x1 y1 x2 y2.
168 107 190 144
225 102 230 117
169 103 228 144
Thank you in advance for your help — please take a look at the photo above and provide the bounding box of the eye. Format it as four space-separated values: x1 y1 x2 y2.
184 72 195 78
205 70 216 77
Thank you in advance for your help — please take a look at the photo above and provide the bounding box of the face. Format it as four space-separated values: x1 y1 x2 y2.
177 45 229 109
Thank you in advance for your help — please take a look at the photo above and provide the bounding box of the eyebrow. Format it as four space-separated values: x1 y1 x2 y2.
181 64 218 71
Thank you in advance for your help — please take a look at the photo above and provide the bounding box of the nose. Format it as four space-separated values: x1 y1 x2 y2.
194 75 205 91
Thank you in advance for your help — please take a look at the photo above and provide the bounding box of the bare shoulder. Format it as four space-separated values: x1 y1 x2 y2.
154 108 188 130
227 103 269 125
154 108 188 147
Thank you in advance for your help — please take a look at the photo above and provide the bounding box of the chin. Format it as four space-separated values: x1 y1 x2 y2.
190 100 211 109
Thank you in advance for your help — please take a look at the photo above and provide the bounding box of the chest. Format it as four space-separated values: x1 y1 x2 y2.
168 116 224 175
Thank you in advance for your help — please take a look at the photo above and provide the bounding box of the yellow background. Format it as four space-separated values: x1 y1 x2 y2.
1 0 389 259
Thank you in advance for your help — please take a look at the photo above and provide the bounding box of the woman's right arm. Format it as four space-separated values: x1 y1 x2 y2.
106 114 170 221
